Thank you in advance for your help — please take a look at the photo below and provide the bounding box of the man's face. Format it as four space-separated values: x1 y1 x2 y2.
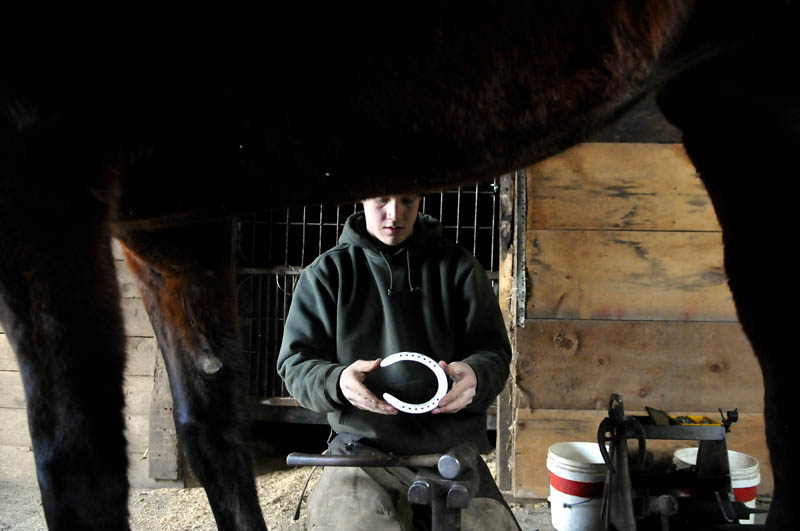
362 194 421 246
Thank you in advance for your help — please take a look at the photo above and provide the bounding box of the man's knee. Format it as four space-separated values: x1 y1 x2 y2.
308 467 403 531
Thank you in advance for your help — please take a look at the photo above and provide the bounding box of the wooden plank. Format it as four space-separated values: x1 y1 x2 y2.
1 333 16 371
527 143 717 231
0 408 30 448
0 445 37 485
0 409 148 454
2 332 153 376
124 375 154 416
0 445 182 489
496 173 515 493
125 336 157 377
0 407 148 454
512 409 771 499
111 237 126 260
121 297 156 337
1 363 151 412
129 450 184 489
0 371 25 409
515 319 760 412
115 260 142 299
527 229 736 321
148 351 180 481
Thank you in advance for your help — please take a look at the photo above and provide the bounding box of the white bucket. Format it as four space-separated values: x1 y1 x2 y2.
673 447 761 525
547 442 607 531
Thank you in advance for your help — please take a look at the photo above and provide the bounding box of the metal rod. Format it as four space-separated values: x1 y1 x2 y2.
472 183 479 256
283 208 290 267
287 452 441 469
489 178 497 272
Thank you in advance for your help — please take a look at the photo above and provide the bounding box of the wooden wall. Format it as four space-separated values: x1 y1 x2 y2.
0 241 181 489
508 142 769 499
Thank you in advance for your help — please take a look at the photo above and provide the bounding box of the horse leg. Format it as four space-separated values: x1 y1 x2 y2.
0 126 129 528
658 32 799 529
116 219 267 531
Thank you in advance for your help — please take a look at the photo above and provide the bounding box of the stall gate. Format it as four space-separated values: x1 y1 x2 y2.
236 180 501 402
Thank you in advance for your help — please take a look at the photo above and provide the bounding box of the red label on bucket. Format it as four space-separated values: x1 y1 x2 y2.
550 472 604 498
734 486 757 503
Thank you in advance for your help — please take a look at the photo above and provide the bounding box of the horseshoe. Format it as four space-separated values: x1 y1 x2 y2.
380 352 449 414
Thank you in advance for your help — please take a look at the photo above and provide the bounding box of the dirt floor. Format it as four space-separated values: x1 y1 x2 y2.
0 452 555 531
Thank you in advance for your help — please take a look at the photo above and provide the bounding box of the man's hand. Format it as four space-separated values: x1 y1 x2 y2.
432 361 476 414
339 359 398 415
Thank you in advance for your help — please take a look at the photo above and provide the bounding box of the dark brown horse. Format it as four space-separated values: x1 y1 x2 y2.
1 2 797 529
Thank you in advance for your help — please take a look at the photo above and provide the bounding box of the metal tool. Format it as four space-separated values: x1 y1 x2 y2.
287 441 481 531
597 393 765 530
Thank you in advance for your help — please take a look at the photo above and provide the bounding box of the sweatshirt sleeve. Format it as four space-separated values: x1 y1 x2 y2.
458 257 512 412
277 264 347 413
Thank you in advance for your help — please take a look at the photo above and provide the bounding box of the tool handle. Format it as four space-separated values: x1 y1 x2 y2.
286 452 441 468
437 442 480 479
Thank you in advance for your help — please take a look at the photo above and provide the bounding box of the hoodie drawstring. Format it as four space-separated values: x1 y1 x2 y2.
381 248 420 295
381 252 395 295
406 249 420 293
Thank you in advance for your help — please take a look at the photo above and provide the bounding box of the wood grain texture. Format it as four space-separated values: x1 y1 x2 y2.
0 333 14 371
526 229 736 321
512 408 771 499
121 297 157 337
527 143 716 231
514 319 761 413
148 349 180 481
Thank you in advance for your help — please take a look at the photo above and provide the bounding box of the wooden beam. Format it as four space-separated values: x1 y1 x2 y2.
148 347 181 482
514 319 760 412
0 332 15 371
527 143 716 231
526 229 736 321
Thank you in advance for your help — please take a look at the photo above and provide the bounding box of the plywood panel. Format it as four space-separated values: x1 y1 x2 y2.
512 409 771 499
527 230 736 321
527 143 716 231
515 319 760 412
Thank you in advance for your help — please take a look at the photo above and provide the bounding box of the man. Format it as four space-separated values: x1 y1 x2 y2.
278 193 519 530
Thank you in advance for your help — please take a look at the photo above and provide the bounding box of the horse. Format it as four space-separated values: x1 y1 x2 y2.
1 1 797 529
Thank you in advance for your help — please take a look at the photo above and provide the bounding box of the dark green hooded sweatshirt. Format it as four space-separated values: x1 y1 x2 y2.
277 212 511 454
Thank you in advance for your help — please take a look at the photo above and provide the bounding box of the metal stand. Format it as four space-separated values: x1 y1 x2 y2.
287 441 481 531
597 394 764 530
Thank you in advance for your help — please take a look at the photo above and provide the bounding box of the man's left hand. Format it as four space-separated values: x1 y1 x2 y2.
432 361 476 414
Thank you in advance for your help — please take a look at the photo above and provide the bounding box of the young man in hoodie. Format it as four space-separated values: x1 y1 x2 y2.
278 194 520 530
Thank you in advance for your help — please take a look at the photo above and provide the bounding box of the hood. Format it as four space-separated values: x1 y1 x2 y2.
339 212 442 252
339 212 442 295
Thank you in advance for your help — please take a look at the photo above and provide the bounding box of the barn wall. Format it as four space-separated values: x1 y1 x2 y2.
508 142 769 499
0 241 181 489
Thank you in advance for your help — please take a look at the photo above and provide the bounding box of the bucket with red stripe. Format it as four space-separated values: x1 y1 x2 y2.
546 442 607 531
673 448 761 525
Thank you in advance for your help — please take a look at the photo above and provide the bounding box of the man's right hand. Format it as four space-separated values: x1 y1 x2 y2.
339 359 398 415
